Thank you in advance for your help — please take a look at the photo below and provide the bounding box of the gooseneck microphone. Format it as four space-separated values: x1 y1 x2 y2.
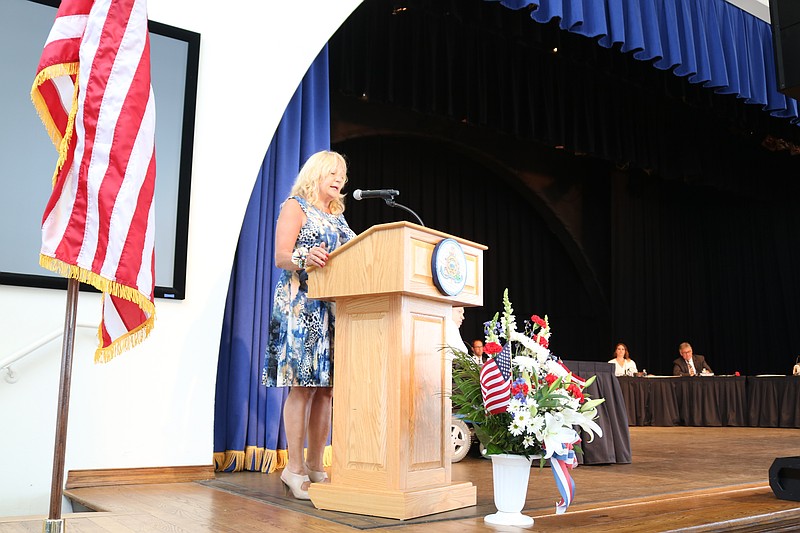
352 189 399 201
351 187 425 226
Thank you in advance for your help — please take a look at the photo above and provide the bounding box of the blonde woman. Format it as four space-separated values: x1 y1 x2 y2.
261 151 356 499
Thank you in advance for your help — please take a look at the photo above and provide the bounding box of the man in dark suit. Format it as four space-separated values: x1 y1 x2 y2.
471 339 488 364
672 342 713 376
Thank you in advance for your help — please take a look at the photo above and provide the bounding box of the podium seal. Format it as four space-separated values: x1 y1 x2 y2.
431 238 467 296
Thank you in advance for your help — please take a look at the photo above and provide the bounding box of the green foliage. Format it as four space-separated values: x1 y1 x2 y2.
451 349 545 457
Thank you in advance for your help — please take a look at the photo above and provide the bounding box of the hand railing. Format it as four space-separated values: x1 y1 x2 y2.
1 323 96 383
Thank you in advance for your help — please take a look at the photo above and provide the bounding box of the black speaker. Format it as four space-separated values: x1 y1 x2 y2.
769 457 800 502
770 0 800 100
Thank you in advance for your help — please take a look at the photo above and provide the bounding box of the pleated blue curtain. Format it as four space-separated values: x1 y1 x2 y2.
488 0 799 123
214 45 331 473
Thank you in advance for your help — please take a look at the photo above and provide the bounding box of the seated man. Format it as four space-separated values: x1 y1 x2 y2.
672 342 713 376
471 339 487 365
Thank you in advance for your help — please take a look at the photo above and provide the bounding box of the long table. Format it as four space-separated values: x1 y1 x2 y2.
618 375 800 428
746 376 800 427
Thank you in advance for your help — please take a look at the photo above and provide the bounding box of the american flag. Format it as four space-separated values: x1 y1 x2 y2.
480 342 512 414
31 0 156 362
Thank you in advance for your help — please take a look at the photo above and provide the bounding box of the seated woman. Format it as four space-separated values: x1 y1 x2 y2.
608 342 638 377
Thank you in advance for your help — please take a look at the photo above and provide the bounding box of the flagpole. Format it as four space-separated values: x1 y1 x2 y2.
44 277 80 533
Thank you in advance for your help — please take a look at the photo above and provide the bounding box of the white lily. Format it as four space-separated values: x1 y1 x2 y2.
562 408 604 442
540 411 579 459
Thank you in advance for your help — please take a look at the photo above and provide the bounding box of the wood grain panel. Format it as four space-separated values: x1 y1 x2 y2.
409 237 435 287
65 465 214 489
409 311 444 469
464 254 480 297
344 311 388 470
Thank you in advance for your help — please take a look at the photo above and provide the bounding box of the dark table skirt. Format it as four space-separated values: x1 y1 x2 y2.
563 360 632 465
619 375 800 428
746 376 800 427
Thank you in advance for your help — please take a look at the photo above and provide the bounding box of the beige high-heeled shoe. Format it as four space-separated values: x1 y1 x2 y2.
305 462 328 483
280 468 311 500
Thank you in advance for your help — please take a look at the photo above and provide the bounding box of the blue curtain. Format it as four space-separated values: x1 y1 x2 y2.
488 0 799 123
213 46 331 473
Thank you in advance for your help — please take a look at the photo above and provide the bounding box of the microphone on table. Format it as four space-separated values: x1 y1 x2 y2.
351 188 425 227
352 189 399 201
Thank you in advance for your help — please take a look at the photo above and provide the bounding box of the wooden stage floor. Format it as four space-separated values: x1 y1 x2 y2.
3 427 800 532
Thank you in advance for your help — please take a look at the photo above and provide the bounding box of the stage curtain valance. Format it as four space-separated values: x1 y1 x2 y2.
490 0 799 124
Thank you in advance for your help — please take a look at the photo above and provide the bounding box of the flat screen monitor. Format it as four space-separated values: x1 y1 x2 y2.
0 0 200 299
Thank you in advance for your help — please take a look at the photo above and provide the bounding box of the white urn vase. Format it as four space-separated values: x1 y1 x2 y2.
485 453 534 526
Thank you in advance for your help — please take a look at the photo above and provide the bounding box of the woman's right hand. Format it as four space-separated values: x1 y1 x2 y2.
306 242 328 268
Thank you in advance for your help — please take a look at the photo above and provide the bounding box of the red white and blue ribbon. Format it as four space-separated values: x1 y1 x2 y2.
550 443 578 514
558 360 586 386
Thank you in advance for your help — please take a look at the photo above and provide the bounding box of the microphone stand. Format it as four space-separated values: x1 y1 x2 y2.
385 198 425 227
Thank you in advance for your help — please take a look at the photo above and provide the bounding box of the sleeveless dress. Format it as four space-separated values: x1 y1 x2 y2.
262 196 356 388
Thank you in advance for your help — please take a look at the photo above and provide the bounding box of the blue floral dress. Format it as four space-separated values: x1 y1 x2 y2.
262 196 356 388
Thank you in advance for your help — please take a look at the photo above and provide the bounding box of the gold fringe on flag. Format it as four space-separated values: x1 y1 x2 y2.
30 63 80 187
39 255 156 363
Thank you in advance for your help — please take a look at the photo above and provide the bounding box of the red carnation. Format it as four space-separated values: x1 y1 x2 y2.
531 315 547 328
567 383 585 403
544 373 558 385
535 335 549 348
511 382 529 396
484 341 503 355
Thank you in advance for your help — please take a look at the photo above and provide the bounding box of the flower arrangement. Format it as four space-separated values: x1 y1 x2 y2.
451 289 605 513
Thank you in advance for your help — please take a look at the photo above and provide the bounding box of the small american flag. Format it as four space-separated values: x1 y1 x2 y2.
31 0 156 362
480 342 512 414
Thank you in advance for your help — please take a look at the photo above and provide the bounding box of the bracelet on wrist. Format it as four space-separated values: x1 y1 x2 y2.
291 247 308 269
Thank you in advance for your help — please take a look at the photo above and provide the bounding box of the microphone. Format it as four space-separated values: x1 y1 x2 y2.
352 187 425 226
352 189 399 201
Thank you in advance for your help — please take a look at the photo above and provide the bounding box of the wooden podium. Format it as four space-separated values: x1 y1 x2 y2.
306 222 485 519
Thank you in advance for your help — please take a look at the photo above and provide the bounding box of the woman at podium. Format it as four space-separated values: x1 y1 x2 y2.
261 151 356 499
